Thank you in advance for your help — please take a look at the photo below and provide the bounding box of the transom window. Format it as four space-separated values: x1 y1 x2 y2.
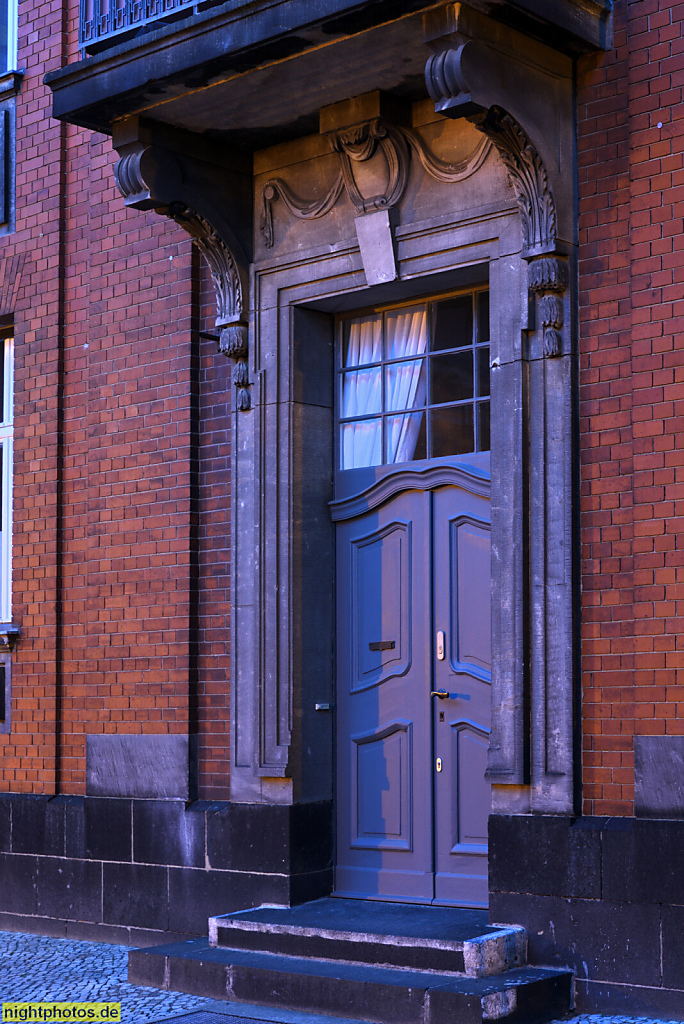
337 290 490 470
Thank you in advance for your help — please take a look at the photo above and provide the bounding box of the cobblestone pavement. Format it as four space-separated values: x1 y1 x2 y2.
0 930 679 1024
549 1018 680 1024
0 931 208 1022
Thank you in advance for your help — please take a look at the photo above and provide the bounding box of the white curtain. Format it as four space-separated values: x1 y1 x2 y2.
341 317 382 468
385 308 427 463
340 309 428 469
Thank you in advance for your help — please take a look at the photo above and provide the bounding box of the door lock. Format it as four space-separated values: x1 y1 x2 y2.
436 630 445 661
436 757 442 773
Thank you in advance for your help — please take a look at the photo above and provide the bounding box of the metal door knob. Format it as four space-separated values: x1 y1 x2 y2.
430 690 472 701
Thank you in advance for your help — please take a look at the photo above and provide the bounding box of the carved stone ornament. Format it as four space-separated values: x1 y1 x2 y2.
163 204 251 411
469 106 557 260
113 149 149 204
528 257 569 358
260 117 491 248
425 39 482 119
113 147 251 411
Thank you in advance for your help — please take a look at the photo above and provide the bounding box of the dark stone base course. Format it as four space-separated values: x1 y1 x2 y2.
0 794 333 937
575 980 684 1019
0 911 193 947
489 813 684 1021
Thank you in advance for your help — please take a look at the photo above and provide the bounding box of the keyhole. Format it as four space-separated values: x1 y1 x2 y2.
439 711 445 722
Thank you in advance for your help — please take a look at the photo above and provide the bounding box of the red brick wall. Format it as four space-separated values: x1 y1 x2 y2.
579 0 684 814
1 0 231 797
12 0 682 814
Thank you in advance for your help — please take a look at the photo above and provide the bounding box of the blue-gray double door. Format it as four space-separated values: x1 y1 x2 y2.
335 480 491 907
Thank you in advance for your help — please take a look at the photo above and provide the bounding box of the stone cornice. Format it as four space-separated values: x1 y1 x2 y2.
45 0 610 137
464 0 612 52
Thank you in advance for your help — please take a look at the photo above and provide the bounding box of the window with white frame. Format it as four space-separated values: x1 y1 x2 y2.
0 333 13 624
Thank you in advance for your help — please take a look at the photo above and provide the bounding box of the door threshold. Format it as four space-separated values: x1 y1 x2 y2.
331 891 488 910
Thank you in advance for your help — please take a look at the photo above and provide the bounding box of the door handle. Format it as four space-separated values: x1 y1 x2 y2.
430 690 471 701
369 640 395 651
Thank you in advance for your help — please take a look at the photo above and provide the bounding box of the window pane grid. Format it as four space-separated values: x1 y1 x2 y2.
338 291 490 469
339 394 490 422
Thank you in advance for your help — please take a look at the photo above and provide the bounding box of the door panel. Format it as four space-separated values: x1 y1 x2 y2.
352 522 410 689
433 486 491 908
336 490 433 900
453 521 492 675
335 479 491 905
353 720 412 849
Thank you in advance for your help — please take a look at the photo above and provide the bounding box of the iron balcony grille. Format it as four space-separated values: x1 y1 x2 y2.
80 0 204 49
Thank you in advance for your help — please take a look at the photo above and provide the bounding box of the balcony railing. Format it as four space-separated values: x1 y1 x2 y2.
80 0 204 50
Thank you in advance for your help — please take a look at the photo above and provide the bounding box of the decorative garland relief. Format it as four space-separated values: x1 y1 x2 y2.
260 118 491 248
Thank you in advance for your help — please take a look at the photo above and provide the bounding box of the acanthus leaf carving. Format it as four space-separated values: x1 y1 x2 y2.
528 257 569 294
260 117 491 248
468 106 557 260
527 256 569 359
159 199 251 410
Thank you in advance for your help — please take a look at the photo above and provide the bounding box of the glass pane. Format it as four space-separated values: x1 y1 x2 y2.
478 292 490 342
343 315 382 368
341 367 381 418
430 295 473 351
477 347 490 397
385 306 428 361
477 402 490 452
341 419 382 470
385 359 427 412
430 351 473 405
430 405 474 457
386 412 426 464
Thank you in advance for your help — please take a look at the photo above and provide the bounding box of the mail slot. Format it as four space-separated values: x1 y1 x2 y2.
369 640 396 651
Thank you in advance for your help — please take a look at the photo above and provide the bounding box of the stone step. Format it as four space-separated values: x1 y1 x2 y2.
128 940 572 1024
209 899 525 977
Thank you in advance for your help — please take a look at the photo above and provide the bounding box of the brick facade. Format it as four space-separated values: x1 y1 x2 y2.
3 0 232 799
579 0 684 815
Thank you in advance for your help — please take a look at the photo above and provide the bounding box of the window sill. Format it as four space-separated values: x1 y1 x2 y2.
0 623 20 650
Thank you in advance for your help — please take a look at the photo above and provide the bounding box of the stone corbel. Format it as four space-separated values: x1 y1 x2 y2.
423 5 565 264
423 8 571 345
112 133 251 410
423 3 488 120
